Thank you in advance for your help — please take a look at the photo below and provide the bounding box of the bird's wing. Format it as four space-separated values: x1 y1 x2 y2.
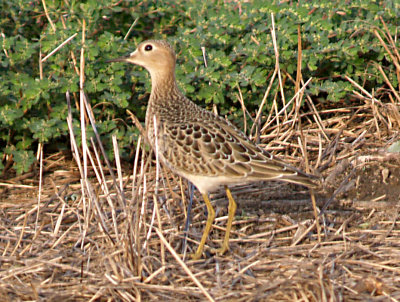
160 114 317 188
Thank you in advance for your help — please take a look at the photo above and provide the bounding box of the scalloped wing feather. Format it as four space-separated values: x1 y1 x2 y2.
158 113 317 189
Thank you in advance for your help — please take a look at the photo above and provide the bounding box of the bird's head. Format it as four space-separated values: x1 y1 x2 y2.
108 40 176 78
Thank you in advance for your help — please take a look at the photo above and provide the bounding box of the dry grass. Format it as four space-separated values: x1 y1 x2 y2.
1 14 400 302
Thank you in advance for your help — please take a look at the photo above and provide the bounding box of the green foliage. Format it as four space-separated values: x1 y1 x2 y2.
0 0 399 175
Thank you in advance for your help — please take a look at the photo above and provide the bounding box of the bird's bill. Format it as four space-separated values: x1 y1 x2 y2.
106 54 130 63
106 50 138 64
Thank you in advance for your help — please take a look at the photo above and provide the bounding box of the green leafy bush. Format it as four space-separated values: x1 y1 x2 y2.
0 0 399 175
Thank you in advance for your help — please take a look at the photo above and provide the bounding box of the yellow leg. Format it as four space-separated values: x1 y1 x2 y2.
215 186 237 255
191 193 215 260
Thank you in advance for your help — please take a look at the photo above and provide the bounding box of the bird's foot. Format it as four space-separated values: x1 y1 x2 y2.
211 244 229 256
189 247 205 260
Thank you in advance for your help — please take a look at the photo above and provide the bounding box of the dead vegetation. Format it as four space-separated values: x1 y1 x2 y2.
1 15 400 302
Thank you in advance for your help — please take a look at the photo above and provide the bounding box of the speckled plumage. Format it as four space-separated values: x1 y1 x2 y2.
109 40 317 259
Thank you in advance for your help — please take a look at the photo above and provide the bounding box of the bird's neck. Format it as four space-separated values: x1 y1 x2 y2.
150 70 183 103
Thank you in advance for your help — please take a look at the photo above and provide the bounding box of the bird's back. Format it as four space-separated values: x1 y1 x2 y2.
147 93 317 193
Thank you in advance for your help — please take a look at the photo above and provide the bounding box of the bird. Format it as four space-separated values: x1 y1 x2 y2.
108 40 318 260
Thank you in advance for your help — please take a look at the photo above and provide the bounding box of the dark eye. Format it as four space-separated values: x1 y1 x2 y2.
144 44 153 51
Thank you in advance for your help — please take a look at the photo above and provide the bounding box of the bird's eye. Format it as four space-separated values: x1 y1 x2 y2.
144 44 153 51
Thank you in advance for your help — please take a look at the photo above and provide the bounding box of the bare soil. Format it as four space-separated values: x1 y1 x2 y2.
1 84 400 301
1 144 400 301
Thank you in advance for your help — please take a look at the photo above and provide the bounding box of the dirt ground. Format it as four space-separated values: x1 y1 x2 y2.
0 148 400 301
1 90 400 301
